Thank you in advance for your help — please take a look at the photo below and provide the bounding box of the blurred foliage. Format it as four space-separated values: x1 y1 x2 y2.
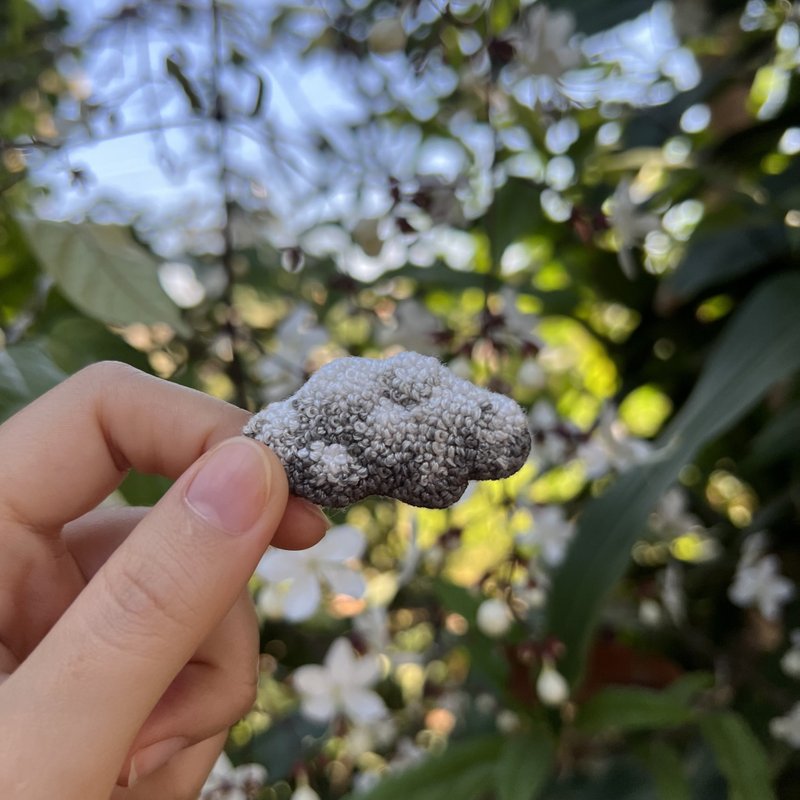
1 0 800 798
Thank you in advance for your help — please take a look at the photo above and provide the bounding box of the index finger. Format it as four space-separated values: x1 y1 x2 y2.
0 361 251 532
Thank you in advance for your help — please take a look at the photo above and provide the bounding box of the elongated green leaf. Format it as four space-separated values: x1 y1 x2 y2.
634 741 691 800
667 224 790 301
0 341 67 422
699 713 776 800
496 729 555 800
345 735 505 800
19 219 190 335
547 273 800 683
745 403 800 467
576 687 694 734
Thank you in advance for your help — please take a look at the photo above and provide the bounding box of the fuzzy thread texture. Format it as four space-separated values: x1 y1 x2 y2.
243 352 532 508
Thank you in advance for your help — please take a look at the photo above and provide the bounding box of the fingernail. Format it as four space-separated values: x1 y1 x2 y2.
128 736 189 786
186 439 269 535
296 498 332 530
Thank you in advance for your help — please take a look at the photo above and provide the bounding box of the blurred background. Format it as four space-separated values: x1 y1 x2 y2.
1 0 800 797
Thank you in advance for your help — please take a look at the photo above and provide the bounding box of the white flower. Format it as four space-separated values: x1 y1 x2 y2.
639 598 663 627
536 658 569 707
770 702 800 748
476 598 513 637
200 752 267 800
517 358 547 391
608 179 660 279
729 535 794 621
529 400 572 465
577 407 651 479
510 5 581 80
255 305 329 401
293 638 387 724
781 630 800 679
256 525 366 622
649 487 703 539
377 300 444 355
517 506 576 567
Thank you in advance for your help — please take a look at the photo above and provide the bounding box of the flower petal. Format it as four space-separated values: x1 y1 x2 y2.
349 652 381 687
256 548 309 581
282 573 322 622
342 688 387 724
293 665 329 696
325 637 357 677
311 525 366 561
320 563 366 598
300 692 337 723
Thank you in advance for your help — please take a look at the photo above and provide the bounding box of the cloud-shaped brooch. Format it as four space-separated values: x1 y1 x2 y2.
243 352 531 509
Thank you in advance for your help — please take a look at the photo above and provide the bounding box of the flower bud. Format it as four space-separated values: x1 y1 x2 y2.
476 598 512 637
536 658 569 707
292 786 321 800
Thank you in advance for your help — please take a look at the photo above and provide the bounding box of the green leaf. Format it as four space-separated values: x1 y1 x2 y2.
45 316 151 374
662 672 714 705
699 713 776 800
432 578 482 622
489 178 542 266
165 56 203 111
0 341 67 422
575 687 694 734
746 403 800 467
19 219 190 335
246 713 327 782
666 223 790 301
547 273 800 683
634 741 691 800
496 729 555 800
118 470 172 506
345 735 505 800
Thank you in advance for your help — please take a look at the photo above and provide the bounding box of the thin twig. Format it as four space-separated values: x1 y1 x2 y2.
211 0 251 410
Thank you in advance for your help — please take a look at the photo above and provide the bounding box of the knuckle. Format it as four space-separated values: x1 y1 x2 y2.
73 359 141 388
98 550 195 650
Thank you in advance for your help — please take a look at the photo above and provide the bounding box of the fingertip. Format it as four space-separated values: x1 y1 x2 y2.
270 496 331 550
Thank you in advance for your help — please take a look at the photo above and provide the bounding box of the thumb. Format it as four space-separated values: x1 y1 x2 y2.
1 437 287 796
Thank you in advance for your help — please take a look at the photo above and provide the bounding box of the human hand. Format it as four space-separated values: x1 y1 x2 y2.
0 362 328 799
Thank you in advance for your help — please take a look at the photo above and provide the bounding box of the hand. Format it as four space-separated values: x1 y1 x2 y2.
0 362 328 799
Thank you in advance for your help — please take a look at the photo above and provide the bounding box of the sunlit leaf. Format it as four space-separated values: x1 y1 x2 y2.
19 219 190 335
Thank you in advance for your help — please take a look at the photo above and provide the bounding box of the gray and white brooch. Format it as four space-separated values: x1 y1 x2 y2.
244 351 531 509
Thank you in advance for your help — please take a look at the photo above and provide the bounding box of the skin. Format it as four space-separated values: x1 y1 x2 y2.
0 362 328 800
